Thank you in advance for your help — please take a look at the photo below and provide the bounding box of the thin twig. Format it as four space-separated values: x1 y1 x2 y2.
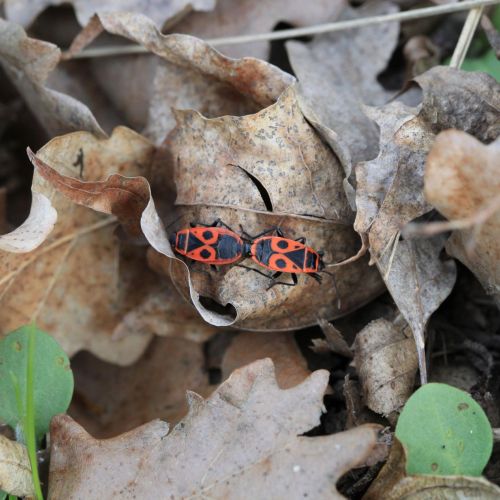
450 5 486 68
69 0 500 59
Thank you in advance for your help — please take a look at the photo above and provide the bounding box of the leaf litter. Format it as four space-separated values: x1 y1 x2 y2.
1 0 500 497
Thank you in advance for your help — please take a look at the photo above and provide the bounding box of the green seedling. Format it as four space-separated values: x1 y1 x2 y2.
396 383 493 476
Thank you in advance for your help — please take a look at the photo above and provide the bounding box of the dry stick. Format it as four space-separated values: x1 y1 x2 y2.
69 0 500 59
449 5 486 68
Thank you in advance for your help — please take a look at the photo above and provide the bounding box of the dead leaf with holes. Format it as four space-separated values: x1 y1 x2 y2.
424 130 500 307
0 435 33 498
221 332 310 389
354 318 418 418
353 66 499 382
0 127 162 364
4 0 215 27
287 1 400 207
49 359 387 499
68 335 212 438
364 438 500 499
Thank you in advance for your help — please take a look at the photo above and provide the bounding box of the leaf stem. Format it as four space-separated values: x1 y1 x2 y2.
68 0 499 59
25 324 43 500
449 6 486 68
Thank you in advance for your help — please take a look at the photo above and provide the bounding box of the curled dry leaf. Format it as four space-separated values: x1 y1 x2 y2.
49 359 387 499
4 0 215 27
354 318 418 417
0 435 33 498
221 332 310 389
425 130 500 307
172 0 346 60
31 98 382 329
1 127 165 364
364 438 500 500
69 336 211 438
0 19 104 137
287 1 400 205
66 12 294 143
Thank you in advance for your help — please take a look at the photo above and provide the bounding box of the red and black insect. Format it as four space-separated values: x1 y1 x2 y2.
242 227 329 289
169 219 249 267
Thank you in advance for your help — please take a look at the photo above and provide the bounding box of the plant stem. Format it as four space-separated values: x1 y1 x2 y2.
449 6 486 68
25 324 43 500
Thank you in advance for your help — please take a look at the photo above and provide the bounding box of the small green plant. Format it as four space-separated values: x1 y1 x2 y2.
396 383 493 476
0 325 74 499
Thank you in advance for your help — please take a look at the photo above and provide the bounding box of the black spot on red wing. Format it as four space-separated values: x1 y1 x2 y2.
200 249 211 259
203 230 213 240
277 239 289 249
285 249 306 269
275 258 287 269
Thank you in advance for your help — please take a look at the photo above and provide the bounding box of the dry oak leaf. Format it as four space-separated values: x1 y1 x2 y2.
49 359 387 499
171 0 346 60
0 19 104 138
65 11 295 144
221 331 311 389
364 438 500 500
287 1 400 206
69 335 211 438
425 130 500 307
4 0 215 27
0 435 33 498
354 318 418 417
1 127 162 364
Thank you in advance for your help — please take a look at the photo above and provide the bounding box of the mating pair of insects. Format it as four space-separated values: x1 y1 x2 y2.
169 218 333 290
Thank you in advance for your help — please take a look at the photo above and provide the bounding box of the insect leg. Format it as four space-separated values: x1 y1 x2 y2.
267 273 298 290
236 264 273 279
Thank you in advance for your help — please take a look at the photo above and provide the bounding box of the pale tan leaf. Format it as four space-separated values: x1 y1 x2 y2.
0 435 33 498
317 318 353 358
354 318 418 417
1 128 163 364
221 332 310 389
49 359 387 499
425 130 500 307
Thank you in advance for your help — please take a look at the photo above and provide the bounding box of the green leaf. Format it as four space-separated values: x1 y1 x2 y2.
0 490 6 500
0 325 74 446
396 383 493 476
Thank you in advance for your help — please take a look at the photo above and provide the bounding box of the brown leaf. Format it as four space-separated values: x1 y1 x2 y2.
0 19 104 137
0 435 33 498
49 359 387 498
425 130 500 307
66 12 295 143
69 336 211 438
287 1 399 202
221 332 310 389
354 318 418 417
4 0 215 27
172 0 346 60
364 438 500 499
1 127 163 364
